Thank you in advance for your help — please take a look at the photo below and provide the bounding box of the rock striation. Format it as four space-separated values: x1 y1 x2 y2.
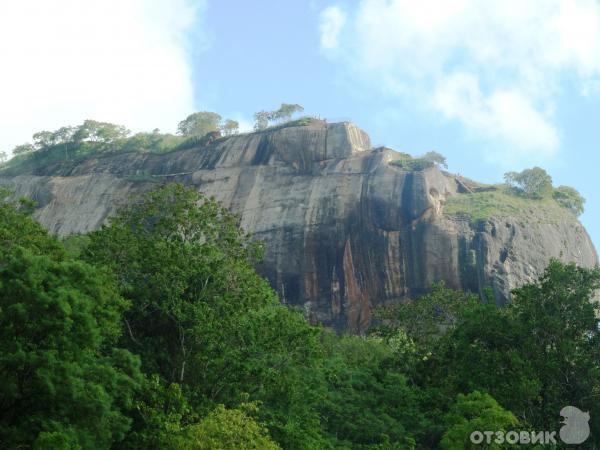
1 121 597 332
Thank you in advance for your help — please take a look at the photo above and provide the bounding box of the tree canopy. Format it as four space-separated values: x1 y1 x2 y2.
422 151 448 169
84 184 326 448
502 167 586 215
253 110 271 131
272 103 304 122
220 119 240 136
253 103 304 130
1 181 598 448
0 196 142 449
504 167 553 199
440 391 518 450
12 143 35 155
165 404 281 450
553 185 585 216
177 111 222 136
3 114 230 172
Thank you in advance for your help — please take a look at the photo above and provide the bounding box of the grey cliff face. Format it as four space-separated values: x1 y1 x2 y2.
1 122 597 332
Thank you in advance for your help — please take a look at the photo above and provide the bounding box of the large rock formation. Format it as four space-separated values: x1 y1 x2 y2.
1 121 597 332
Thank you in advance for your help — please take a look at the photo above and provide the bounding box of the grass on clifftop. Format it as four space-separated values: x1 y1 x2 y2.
443 186 573 224
0 134 190 176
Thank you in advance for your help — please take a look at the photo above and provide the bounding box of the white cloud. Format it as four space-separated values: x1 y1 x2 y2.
0 0 204 154
320 0 600 159
434 73 559 160
319 6 346 50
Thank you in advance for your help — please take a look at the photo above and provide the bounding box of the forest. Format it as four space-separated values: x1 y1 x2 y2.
0 183 598 449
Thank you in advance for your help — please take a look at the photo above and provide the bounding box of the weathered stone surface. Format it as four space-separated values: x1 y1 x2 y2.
1 121 596 332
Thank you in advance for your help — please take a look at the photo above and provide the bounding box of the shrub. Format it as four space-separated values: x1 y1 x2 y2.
390 158 435 171
553 185 585 216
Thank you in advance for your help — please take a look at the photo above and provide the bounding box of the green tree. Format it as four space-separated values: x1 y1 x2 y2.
272 103 304 123
72 120 129 146
12 143 35 156
220 119 240 136
84 184 325 448
166 404 281 450
85 184 272 384
504 167 553 199
51 126 76 144
95 122 130 145
72 120 94 144
177 112 222 136
507 261 600 434
233 305 325 449
374 284 478 351
32 130 56 150
118 376 195 449
426 302 540 423
0 190 63 258
553 185 585 216
0 151 7 163
441 391 518 450
120 132 153 152
52 126 77 159
425 261 600 445
0 199 142 449
422 151 448 169
253 111 270 130
319 333 427 448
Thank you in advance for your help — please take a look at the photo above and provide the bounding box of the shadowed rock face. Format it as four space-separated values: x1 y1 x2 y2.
1 121 597 332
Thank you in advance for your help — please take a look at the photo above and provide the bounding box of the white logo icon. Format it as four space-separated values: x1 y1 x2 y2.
559 406 590 445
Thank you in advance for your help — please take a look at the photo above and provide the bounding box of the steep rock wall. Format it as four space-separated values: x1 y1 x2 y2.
1 121 596 332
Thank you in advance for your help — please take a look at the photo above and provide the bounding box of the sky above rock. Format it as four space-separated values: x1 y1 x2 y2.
2 0 600 247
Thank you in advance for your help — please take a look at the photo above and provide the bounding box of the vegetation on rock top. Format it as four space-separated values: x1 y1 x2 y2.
0 104 309 176
443 185 577 223
389 151 585 219
444 166 585 220
390 150 448 171
253 103 305 131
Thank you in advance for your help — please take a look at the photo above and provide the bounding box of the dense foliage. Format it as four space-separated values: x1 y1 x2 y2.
504 167 554 199
503 166 586 216
1 120 187 177
0 196 142 448
0 184 598 449
0 110 316 176
176 112 240 137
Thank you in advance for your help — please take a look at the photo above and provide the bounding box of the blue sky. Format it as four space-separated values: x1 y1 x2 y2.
2 0 600 249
